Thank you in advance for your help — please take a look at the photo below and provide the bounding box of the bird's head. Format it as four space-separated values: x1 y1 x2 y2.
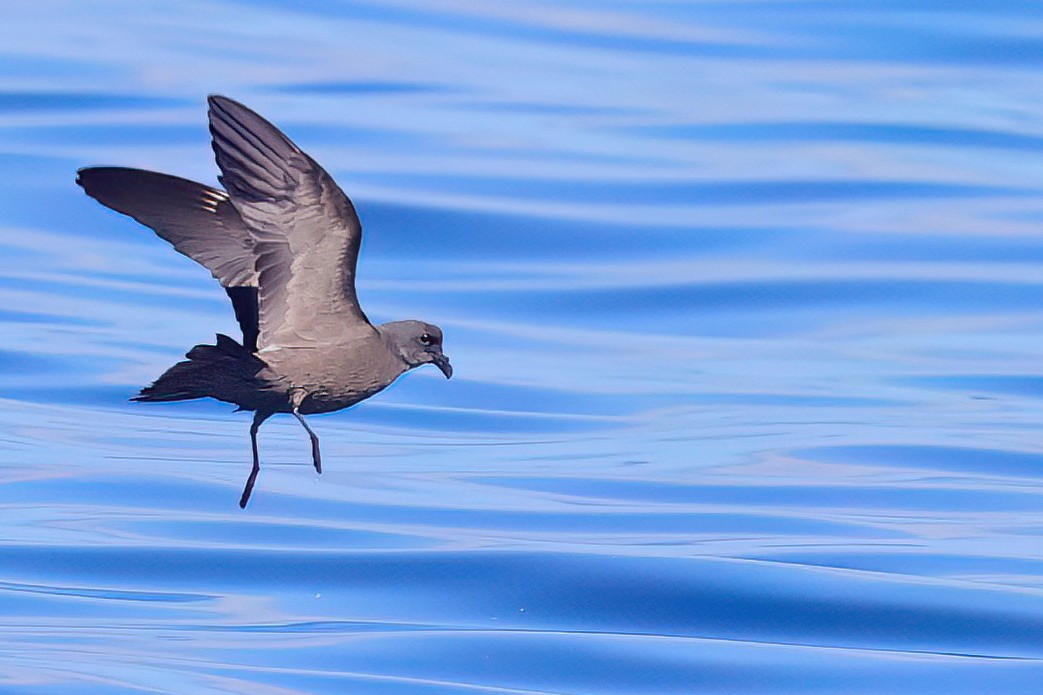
379 320 452 378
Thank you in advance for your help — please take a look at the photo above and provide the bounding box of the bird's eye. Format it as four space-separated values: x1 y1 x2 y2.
419 333 433 345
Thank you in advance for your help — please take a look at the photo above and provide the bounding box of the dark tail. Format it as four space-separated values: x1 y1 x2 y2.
133 334 264 403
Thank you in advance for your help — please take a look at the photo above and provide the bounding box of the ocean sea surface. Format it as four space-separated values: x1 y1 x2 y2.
1 1 1043 692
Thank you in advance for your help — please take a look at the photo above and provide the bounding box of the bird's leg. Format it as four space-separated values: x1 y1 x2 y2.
293 408 321 474
240 411 271 509
289 389 321 474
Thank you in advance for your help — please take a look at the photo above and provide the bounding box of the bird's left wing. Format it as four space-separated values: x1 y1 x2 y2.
76 167 257 287
76 166 261 350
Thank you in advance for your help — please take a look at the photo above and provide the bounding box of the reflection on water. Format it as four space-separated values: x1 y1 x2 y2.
2 0 1043 692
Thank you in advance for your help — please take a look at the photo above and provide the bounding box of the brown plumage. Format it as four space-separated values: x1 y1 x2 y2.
77 95 452 508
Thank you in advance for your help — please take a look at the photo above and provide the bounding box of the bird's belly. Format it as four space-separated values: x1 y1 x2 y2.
297 391 362 414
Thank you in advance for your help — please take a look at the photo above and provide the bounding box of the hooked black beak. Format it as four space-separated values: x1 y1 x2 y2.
433 353 453 379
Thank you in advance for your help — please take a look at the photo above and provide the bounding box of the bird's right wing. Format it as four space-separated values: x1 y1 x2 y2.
207 95 372 350
76 167 258 288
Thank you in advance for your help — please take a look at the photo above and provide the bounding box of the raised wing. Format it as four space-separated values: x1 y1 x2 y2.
76 166 261 350
207 95 372 350
76 167 257 287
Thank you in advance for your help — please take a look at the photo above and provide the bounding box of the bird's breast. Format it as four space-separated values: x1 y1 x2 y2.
261 338 406 415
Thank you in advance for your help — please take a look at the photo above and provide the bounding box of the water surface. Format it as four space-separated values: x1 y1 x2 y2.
1 1 1043 692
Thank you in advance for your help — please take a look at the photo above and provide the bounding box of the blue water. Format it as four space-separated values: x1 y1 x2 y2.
1 1 1043 692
